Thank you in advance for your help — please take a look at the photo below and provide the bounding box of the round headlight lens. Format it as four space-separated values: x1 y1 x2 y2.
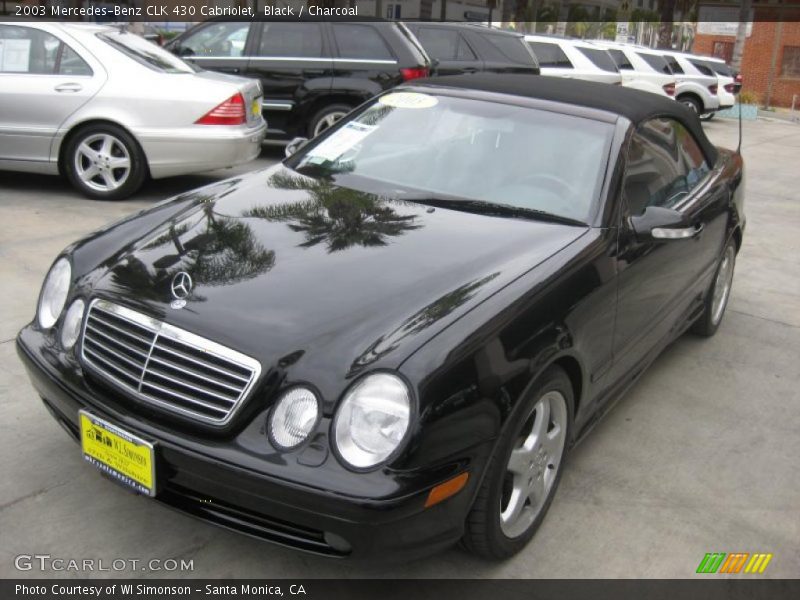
37 258 71 329
60 299 86 350
334 373 411 469
269 387 320 450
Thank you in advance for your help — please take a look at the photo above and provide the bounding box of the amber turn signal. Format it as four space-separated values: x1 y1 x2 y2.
424 472 469 508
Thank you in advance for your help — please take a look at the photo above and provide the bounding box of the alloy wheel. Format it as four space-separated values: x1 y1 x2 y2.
711 245 735 325
500 390 568 538
313 111 346 137
74 133 132 193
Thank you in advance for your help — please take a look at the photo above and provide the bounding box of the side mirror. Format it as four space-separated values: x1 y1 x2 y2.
285 137 309 158
178 46 195 58
629 206 701 241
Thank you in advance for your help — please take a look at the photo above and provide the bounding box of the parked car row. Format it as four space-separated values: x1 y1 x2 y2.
1 20 741 201
519 34 738 120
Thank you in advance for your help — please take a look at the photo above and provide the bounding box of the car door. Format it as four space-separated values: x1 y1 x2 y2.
610 118 721 383
410 26 481 75
169 21 253 76
243 21 332 139
0 24 105 167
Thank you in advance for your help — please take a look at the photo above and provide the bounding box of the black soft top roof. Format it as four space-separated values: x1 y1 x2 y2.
410 73 719 163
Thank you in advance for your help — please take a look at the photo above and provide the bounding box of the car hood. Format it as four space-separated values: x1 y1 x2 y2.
87 165 588 408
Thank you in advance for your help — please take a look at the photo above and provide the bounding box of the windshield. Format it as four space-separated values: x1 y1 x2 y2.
287 92 613 223
98 31 195 73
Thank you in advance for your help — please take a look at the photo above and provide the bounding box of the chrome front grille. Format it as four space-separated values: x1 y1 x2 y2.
80 299 260 425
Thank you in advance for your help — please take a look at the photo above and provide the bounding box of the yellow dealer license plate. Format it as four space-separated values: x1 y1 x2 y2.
79 411 155 497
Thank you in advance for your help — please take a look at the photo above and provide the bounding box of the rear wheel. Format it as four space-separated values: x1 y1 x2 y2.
700 112 715 121
462 366 573 559
692 239 737 337
678 95 702 115
308 103 352 138
64 123 146 200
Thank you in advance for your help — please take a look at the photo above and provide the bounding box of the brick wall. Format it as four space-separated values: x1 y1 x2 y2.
694 6 800 108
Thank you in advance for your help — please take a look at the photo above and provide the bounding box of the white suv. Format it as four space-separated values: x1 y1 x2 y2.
593 40 676 98
659 51 722 116
688 56 737 120
525 35 621 85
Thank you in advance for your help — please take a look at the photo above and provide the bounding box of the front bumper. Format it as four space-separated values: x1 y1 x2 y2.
16 324 482 561
137 121 267 180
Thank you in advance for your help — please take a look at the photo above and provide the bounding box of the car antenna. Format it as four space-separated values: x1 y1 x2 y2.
737 89 743 155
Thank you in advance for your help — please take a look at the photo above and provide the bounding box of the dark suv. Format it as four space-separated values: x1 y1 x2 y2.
403 23 539 76
167 20 431 140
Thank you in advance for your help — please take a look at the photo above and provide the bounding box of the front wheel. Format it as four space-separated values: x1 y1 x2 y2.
462 366 573 559
692 239 737 336
64 124 147 200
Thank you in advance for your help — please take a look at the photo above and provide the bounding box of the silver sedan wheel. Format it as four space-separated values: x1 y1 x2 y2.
74 133 131 193
313 111 346 137
500 390 568 539
711 245 735 325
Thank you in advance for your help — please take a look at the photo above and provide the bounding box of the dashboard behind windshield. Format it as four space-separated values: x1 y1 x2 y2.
287 92 614 223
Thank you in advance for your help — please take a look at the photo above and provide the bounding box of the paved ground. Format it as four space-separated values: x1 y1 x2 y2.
0 119 798 579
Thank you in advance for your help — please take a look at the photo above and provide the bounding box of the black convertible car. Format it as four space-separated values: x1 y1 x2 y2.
17 75 744 560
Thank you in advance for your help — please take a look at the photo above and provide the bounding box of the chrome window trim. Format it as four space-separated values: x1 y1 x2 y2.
80 298 261 426
262 101 294 111
189 56 398 65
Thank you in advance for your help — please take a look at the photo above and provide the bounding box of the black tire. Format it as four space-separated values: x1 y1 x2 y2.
462 366 574 559
692 238 737 337
699 112 715 121
678 95 702 115
307 103 352 138
63 123 147 200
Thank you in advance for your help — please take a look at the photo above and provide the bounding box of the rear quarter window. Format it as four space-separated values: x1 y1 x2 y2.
527 41 572 68
637 52 672 74
483 34 536 65
576 47 618 72
608 48 633 70
332 24 394 61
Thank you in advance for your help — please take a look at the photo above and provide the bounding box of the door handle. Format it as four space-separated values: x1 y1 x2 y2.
54 83 82 93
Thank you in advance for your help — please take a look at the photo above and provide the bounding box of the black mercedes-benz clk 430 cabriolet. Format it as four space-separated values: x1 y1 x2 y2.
17 75 744 560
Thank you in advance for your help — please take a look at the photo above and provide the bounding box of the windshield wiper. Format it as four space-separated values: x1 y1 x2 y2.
400 196 587 227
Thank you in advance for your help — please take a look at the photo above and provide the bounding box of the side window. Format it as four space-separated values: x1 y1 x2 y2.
527 41 573 68
258 23 323 58
608 48 633 70
416 28 476 62
623 118 710 216
416 28 458 61
177 22 250 57
664 55 684 74
0 25 91 75
332 24 394 60
637 52 672 74
59 45 92 76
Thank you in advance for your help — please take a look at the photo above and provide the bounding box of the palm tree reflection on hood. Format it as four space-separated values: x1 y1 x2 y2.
109 188 275 300
244 172 421 253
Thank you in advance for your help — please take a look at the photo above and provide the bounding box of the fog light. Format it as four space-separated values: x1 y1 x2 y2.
60 299 85 350
269 387 319 450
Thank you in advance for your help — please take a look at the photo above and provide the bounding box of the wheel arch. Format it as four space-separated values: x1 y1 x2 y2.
57 118 150 177
676 91 704 110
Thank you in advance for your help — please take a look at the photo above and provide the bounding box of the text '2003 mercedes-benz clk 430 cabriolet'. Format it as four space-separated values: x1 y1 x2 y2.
17 75 744 561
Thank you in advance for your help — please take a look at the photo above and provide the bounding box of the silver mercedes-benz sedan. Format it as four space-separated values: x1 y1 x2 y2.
0 22 266 200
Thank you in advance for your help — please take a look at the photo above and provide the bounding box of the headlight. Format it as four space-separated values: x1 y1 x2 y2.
37 258 71 329
60 299 86 350
268 387 320 450
333 373 411 469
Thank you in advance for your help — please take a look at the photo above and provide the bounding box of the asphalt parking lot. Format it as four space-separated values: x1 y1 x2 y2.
1 117 798 579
